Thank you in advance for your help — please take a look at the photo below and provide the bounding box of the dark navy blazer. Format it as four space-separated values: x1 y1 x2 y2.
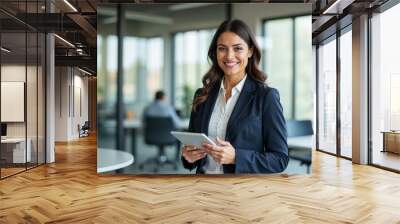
182 76 289 174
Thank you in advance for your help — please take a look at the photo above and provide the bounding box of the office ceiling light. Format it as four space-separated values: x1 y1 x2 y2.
125 11 173 24
78 67 92 76
103 11 174 25
54 34 75 48
63 0 78 12
169 3 217 11
76 48 84 55
322 0 355 15
1 47 11 53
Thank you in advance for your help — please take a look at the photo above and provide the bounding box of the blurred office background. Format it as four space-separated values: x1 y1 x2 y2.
97 3 313 174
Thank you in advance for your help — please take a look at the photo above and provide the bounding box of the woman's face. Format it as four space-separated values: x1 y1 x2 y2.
216 31 253 79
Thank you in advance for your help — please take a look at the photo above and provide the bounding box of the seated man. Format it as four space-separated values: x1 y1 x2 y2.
142 90 182 169
143 90 181 128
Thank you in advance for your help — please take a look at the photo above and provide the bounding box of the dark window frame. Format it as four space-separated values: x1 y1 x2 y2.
262 14 312 120
368 0 400 173
314 23 352 161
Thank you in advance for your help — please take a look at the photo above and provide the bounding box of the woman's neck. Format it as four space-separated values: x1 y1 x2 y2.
223 73 246 90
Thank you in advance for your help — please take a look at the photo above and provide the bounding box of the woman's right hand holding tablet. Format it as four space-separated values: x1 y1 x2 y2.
182 145 207 163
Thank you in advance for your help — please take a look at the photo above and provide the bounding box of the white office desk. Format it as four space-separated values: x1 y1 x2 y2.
97 148 134 173
1 138 31 163
103 118 189 159
104 118 190 130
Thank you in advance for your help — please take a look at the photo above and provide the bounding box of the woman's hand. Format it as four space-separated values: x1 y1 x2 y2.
182 145 207 163
202 138 236 164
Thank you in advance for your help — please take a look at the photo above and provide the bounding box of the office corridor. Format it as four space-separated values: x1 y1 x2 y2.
0 134 399 223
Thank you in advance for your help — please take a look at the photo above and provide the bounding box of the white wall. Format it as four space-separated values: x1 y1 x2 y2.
1 65 32 137
1 65 26 140
72 73 89 138
55 67 89 141
55 67 69 141
1 63 46 163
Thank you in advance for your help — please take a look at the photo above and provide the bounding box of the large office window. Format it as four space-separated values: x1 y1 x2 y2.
263 15 313 120
174 29 215 117
264 18 292 119
97 34 118 107
339 28 352 158
371 3 400 171
97 34 164 148
295 16 313 120
123 37 163 109
315 25 353 159
97 5 117 149
317 36 337 154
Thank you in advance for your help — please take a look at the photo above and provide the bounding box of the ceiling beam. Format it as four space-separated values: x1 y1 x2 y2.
55 55 96 71
67 13 97 39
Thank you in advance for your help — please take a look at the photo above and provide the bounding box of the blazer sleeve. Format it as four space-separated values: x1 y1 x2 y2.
234 88 289 173
181 89 202 171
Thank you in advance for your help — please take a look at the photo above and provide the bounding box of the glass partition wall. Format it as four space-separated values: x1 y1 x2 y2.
97 5 117 150
1 31 27 177
316 25 353 159
317 35 337 155
370 2 400 171
339 28 352 159
0 2 46 179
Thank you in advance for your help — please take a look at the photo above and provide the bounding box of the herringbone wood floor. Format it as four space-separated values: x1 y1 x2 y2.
1 135 400 223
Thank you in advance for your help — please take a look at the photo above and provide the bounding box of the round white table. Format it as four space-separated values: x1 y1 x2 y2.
97 148 134 173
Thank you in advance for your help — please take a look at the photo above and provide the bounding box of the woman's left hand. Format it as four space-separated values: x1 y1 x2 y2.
202 137 236 164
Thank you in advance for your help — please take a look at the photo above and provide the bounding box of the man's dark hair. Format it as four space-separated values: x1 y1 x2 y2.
155 90 165 100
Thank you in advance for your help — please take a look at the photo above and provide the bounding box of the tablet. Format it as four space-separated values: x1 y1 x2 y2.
170 131 216 148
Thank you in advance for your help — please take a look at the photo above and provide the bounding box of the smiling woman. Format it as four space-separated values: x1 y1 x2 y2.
181 19 289 174
216 32 253 85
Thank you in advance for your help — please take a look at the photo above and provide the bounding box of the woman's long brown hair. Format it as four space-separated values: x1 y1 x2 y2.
192 19 267 111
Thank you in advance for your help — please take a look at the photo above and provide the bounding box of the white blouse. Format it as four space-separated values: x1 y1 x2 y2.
203 75 247 174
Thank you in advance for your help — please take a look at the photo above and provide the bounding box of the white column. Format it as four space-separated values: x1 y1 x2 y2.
163 34 172 103
46 33 55 163
352 14 369 164
54 67 73 141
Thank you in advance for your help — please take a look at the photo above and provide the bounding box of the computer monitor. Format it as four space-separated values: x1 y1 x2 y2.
1 123 7 137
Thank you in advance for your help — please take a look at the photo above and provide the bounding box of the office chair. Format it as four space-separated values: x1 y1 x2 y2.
286 120 313 173
287 120 313 137
78 121 90 138
140 116 179 172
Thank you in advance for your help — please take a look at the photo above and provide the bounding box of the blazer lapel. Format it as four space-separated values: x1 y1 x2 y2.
201 83 220 135
226 77 257 138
